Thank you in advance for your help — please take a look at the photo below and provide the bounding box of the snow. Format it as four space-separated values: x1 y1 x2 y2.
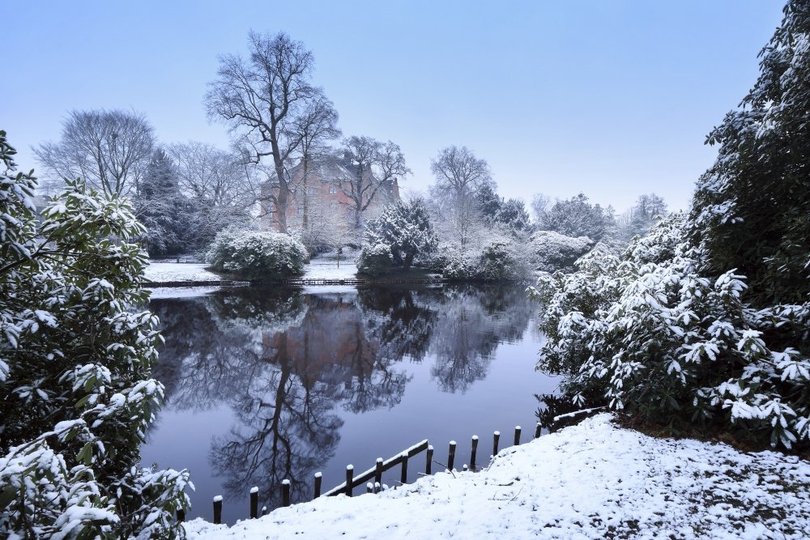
148 287 222 300
182 414 810 539
144 263 223 284
302 257 358 281
144 258 357 285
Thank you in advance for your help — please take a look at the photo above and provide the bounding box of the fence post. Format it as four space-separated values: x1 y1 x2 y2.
535 422 542 439
213 495 223 525
261 506 268 516
345 465 354 497
470 435 479 471
426 445 434 475
249 486 259 518
493 431 500 457
375 458 383 489
282 479 291 507
514 426 522 446
400 452 409 484
313 472 322 499
366 482 373 494
448 441 456 471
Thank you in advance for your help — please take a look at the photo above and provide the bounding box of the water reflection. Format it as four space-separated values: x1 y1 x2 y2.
147 284 534 519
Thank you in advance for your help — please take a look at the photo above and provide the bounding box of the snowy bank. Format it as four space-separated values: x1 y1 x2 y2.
144 262 223 284
183 414 809 539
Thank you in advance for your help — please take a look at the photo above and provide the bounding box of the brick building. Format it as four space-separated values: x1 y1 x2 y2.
261 154 400 242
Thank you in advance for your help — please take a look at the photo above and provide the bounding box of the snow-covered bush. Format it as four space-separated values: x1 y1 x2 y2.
207 229 308 279
0 130 190 538
441 240 530 282
691 0 810 307
357 243 394 276
357 199 438 276
529 230 594 272
534 1 810 450
477 241 524 281
533 214 810 449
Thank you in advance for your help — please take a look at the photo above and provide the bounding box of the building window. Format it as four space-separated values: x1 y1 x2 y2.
329 186 337 194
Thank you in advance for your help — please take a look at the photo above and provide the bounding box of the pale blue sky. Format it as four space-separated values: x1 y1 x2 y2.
5 1 783 213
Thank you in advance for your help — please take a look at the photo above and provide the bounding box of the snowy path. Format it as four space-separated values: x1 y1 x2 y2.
184 414 810 539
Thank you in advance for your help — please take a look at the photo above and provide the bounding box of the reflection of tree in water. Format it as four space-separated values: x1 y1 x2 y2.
358 286 438 362
211 350 344 508
148 284 532 511
427 284 533 393
149 288 411 510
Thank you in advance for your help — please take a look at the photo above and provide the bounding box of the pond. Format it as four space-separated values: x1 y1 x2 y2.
140 283 558 524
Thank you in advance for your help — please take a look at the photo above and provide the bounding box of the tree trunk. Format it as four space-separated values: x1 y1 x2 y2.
271 137 289 234
302 157 309 233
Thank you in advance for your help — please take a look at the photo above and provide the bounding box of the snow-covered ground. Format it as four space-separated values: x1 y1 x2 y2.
302 257 358 281
144 262 223 284
184 414 809 539
147 286 223 299
144 258 357 285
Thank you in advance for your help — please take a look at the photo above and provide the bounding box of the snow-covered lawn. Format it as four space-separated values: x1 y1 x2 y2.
184 414 809 539
144 259 357 284
303 257 358 281
144 262 223 284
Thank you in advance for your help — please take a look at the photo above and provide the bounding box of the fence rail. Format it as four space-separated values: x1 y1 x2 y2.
189 422 542 525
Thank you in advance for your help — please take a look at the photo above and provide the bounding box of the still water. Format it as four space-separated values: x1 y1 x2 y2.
141 283 557 524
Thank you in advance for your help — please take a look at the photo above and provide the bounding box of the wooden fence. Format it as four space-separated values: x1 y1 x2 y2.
186 422 543 525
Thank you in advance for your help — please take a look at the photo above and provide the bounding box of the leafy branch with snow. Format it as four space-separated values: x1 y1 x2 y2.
0 131 191 538
534 1 810 450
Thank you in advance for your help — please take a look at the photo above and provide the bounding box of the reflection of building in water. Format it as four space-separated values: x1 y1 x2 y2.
261 294 381 388
146 284 533 518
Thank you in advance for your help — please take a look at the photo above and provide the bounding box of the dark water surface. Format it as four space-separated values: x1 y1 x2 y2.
141 283 557 524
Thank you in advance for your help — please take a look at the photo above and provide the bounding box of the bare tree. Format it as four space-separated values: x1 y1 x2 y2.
430 146 492 202
430 146 492 254
289 93 340 234
167 141 247 208
167 141 254 247
338 136 409 231
531 193 551 224
205 31 318 233
34 109 155 197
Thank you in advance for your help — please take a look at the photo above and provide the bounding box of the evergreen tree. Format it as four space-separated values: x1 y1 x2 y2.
691 0 810 306
498 198 531 233
476 183 502 219
539 193 613 241
136 149 193 256
359 199 438 273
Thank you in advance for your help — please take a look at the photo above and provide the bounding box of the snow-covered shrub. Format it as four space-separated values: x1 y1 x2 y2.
207 229 308 279
691 0 810 307
0 131 190 538
477 241 524 281
357 243 394 276
357 199 438 276
533 214 810 449
529 230 594 272
440 240 530 282
534 1 810 450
